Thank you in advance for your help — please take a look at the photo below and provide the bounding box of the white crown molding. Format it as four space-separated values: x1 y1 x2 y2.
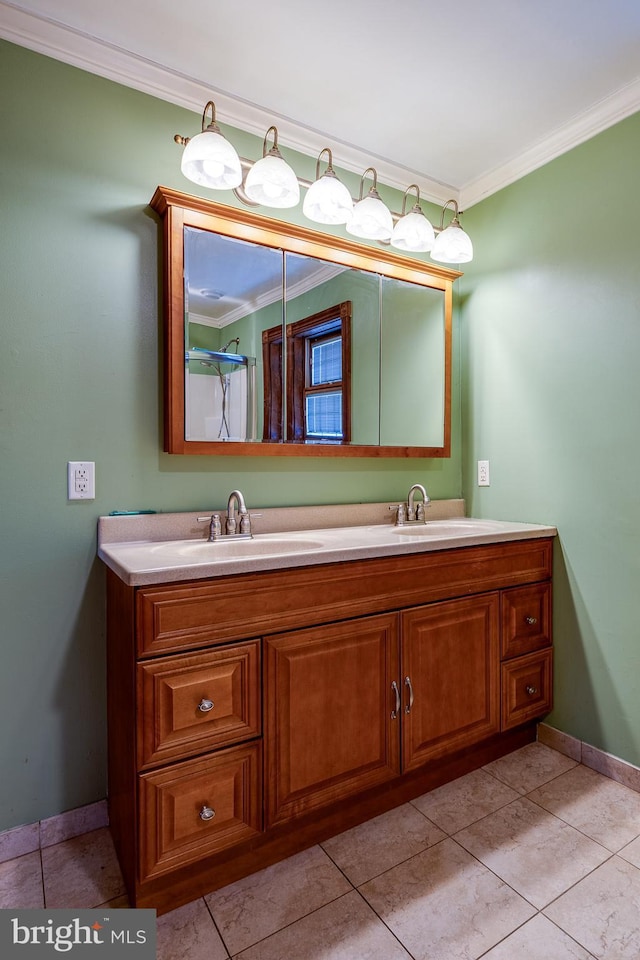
460 75 640 209
0 1 457 207
190 262 347 328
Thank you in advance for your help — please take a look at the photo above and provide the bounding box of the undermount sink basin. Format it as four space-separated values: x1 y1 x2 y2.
392 519 509 536
147 535 326 563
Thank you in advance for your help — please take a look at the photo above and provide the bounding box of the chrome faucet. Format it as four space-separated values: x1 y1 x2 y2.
197 489 259 541
225 489 248 535
391 483 431 525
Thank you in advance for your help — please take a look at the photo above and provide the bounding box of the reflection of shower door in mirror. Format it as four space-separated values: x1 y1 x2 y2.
183 227 283 442
185 349 256 441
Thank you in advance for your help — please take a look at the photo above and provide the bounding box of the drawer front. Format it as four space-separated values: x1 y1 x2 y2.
138 641 260 768
501 583 551 659
501 648 552 730
138 742 262 881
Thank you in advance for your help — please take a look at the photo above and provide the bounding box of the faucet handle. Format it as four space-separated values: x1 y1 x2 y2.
390 503 407 525
197 514 222 540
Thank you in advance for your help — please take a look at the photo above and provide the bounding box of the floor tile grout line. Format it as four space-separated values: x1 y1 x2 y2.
482 758 580 796
350 884 419 960
524 791 640 854
202 895 232 959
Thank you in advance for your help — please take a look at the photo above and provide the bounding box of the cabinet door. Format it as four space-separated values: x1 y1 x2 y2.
401 595 500 771
265 613 400 827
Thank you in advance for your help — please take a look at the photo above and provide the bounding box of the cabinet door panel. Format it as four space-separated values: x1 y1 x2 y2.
402 595 500 770
265 613 400 826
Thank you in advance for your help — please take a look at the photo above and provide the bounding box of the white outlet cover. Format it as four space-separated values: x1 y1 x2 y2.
68 461 95 500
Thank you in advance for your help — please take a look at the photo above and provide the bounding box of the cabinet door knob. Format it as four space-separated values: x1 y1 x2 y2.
524 616 538 625
404 676 414 714
525 685 538 696
391 681 401 719
199 804 216 821
198 699 215 713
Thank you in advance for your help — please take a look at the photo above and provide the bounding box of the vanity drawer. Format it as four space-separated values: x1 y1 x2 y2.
501 583 551 659
138 742 262 881
138 641 261 768
501 648 552 730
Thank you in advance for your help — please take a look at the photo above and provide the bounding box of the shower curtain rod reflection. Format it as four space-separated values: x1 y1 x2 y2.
186 347 253 365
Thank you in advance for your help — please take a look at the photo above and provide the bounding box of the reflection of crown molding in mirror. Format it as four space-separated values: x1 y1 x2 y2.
150 185 462 458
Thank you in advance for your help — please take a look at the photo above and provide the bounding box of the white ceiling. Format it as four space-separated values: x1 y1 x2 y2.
2 0 640 207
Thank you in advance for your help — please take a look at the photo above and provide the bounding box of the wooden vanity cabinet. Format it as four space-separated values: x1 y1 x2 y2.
106 536 553 913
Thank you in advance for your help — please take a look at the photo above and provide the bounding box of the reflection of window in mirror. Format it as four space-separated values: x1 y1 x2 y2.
262 302 352 443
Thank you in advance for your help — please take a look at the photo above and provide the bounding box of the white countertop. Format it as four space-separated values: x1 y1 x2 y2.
98 504 556 586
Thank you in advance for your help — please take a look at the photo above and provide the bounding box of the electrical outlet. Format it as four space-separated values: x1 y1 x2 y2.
477 460 490 486
68 461 95 500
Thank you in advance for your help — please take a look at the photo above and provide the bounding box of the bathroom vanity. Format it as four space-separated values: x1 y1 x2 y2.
100 508 554 913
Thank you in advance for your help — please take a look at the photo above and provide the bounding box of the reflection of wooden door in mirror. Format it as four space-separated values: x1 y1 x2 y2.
263 302 352 444
150 186 461 458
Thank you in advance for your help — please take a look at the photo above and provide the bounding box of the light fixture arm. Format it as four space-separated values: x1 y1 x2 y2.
315 147 335 179
358 166 379 200
437 198 461 232
401 184 422 215
262 125 282 158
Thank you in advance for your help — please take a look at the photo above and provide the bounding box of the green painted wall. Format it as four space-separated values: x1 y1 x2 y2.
461 110 640 765
0 41 461 831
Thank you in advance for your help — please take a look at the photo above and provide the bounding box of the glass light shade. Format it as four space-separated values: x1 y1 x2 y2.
180 129 243 189
346 192 393 240
391 208 435 252
303 172 353 224
244 153 300 208
431 222 473 263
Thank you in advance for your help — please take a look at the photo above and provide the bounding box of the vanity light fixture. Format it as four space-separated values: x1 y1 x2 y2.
346 167 394 241
243 125 300 208
390 184 435 252
302 148 353 225
175 101 473 261
174 101 243 190
430 199 474 264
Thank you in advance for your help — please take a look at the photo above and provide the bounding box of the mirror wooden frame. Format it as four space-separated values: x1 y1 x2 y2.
150 186 461 458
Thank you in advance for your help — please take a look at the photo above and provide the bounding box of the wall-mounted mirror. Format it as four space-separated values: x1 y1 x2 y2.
150 186 461 458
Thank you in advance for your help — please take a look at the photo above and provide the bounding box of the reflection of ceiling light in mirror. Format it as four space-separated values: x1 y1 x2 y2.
177 101 242 190
244 126 300 208
200 289 224 299
303 148 353 225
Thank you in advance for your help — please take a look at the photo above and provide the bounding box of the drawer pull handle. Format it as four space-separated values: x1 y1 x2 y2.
525 685 538 696
404 676 414 714
524 616 538 625
198 699 215 713
391 681 401 719
199 804 216 822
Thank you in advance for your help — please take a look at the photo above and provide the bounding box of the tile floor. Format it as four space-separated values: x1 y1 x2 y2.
3 742 640 958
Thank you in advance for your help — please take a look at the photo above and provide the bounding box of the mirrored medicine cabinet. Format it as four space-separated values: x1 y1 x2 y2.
150 186 461 458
